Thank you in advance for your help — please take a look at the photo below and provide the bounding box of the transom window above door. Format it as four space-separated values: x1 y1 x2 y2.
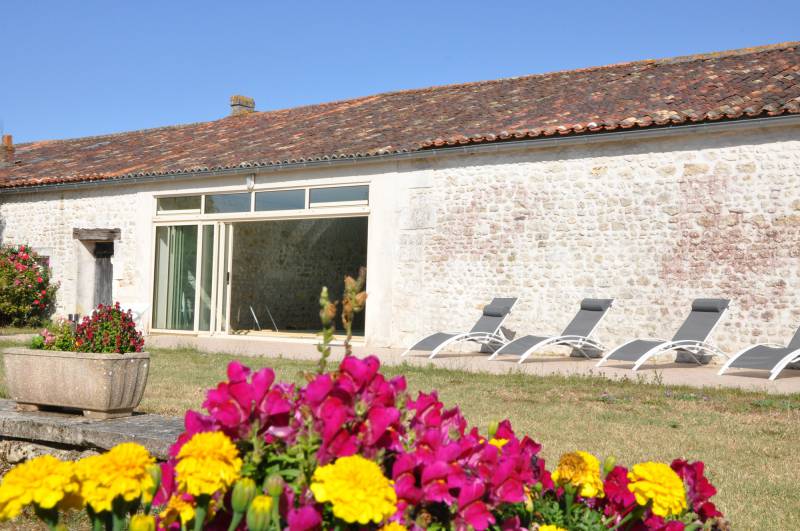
155 184 368 217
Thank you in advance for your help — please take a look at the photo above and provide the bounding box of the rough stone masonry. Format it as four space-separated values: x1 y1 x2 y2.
1 120 799 357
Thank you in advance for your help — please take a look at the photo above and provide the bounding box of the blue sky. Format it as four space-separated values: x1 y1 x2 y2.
2 1 797 143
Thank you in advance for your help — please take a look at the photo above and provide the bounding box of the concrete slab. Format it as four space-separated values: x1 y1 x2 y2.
0 399 182 459
148 334 800 395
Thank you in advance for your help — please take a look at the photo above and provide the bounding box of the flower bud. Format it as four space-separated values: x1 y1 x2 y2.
231 477 257 514
143 464 162 503
603 455 617 476
488 421 499 438
130 514 156 531
265 474 285 498
246 495 273 531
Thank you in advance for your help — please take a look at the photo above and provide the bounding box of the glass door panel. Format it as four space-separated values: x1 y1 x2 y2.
198 225 215 331
152 225 198 330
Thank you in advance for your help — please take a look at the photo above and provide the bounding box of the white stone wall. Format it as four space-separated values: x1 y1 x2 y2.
1 120 799 357
389 122 800 354
0 185 151 317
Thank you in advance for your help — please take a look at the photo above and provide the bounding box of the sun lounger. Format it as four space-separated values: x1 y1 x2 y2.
401 298 517 359
488 298 614 364
596 299 730 371
717 326 800 380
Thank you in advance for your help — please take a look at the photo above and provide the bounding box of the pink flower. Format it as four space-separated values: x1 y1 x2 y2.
670 459 721 521
455 480 494 530
603 466 637 520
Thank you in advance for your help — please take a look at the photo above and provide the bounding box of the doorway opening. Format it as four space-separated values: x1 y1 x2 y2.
151 216 368 338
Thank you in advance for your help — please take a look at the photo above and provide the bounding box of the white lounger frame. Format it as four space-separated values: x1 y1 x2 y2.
401 300 517 359
488 302 613 364
717 343 800 380
596 339 729 371
596 306 730 371
488 335 608 364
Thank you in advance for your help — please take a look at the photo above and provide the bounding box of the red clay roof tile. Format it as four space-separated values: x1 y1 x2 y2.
1 42 798 190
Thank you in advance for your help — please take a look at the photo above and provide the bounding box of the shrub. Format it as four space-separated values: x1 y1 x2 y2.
0 244 58 327
31 318 76 351
74 303 145 354
31 303 144 354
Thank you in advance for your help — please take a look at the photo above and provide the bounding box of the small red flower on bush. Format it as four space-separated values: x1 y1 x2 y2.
0 244 58 326
73 302 144 354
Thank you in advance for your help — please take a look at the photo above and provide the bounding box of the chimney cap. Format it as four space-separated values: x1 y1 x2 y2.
2 134 11 148
230 95 255 116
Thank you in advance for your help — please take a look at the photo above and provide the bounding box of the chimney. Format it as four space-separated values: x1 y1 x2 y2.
1 135 12 165
230 95 255 116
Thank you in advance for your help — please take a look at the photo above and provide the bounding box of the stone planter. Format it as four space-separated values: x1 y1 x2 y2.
2 348 150 419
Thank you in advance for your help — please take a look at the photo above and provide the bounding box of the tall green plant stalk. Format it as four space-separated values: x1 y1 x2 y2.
316 287 337 374
341 267 367 357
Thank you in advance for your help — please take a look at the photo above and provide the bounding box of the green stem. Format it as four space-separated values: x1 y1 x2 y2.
227 512 244 531
193 495 210 531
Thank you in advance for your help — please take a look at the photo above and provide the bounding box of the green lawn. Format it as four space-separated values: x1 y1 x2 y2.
1 343 798 529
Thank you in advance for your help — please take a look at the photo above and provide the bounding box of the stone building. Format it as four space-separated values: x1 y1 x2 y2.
1 42 799 354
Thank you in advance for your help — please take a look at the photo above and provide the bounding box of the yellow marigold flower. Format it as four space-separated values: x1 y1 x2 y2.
381 523 408 531
539 525 568 531
488 438 509 450
75 443 156 513
176 432 242 497
0 455 81 521
310 455 397 524
129 513 156 531
551 451 604 498
159 495 196 527
627 462 687 517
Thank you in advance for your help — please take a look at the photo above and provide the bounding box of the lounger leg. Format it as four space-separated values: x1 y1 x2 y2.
717 345 754 375
768 350 800 380
517 339 555 364
631 345 671 371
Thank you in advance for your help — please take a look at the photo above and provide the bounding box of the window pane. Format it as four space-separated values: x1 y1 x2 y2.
309 185 368 205
198 225 214 331
157 196 201 212
152 225 198 331
204 193 251 214
255 189 306 211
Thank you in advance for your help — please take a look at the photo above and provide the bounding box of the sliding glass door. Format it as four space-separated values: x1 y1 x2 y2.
153 223 229 332
152 225 198 330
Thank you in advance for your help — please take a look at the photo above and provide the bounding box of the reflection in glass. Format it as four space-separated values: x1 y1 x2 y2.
204 193 251 214
254 189 305 211
152 225 198 330
157 196 201 212
309 185 368 205
198 225 214 331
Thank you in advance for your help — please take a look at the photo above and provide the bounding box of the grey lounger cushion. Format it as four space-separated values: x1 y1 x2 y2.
408 332 459 352
671 299 730 342
605 339 664 362
727 345 795 370
728 325 800 372
494 335 550 355
562 298 614 337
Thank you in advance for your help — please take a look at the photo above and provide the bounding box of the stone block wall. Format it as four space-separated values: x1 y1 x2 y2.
0 186 147 318
230 217 368 332
390 123 800 355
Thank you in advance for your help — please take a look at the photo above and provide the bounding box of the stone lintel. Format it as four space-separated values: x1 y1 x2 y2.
72 228 121 241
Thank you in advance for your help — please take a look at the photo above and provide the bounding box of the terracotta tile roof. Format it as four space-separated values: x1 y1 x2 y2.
2 42 799 190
